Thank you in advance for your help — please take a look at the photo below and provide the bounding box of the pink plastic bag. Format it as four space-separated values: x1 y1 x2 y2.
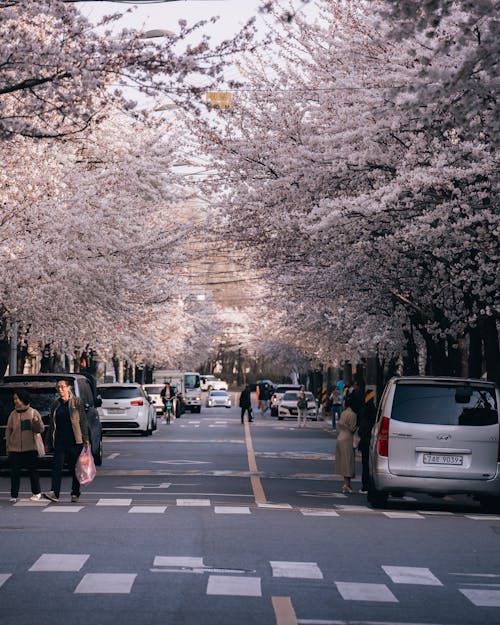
75 446 96 485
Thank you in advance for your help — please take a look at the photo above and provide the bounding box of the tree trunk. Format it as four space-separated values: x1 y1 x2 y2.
467 325 482 378
480 316 500 386
402 327 419 375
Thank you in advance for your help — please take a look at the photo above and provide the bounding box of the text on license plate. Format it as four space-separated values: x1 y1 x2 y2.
423 454 463 465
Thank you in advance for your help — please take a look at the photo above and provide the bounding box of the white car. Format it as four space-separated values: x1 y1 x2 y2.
143 384 165 415
201 375 228 391
206 390 232 408
278 391 318 420
271 384 302 416
98 383 157 435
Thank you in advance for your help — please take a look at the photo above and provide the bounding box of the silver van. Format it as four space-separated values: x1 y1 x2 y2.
368 376 500 511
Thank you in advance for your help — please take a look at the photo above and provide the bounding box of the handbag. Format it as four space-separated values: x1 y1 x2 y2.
75 446 96 485
30 408 45 458
34 433 45 458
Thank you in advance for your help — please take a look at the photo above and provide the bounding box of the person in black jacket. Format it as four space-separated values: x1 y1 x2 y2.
239 385 253 424
357 389 377 494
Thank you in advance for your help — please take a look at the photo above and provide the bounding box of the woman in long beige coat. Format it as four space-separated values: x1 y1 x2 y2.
334 396 358 493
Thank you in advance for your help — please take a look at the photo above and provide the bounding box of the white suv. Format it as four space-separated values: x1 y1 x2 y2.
368 376 500 511
200 375 228 391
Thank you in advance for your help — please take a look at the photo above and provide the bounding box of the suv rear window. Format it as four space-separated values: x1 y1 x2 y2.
392 383 498 426
99 387 142 399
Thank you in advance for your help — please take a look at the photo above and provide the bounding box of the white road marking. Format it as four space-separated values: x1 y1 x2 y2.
13 500 49 507
459 588 500 606
206 575 261 596
257 502 293 509
43 506 83 513
176 498 211 506
129 506 167 514
29 554 89 572
96 498 132 506
382 512 425 519
0 574 11 588
214 506 251 514
107 453 120 460
270 561 323 579
335 582 398 602
154 556 204 568
417 510 454 515
382 566 442 585
75 573 136 594
465 515 500 521
335 505 376 513
116 483 172 490
301 509 339 517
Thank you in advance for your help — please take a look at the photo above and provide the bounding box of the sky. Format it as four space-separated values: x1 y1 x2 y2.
78 1 275 43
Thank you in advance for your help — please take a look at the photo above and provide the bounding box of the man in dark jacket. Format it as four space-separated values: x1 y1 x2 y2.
239 385 253 424
357 389 377 494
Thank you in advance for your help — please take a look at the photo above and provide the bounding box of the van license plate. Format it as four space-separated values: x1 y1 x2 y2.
423 454 463 465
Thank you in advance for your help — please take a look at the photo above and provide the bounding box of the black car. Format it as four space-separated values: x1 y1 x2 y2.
0 373 103 468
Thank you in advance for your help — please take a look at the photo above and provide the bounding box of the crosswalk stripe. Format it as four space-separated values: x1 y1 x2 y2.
382 566 442 585
75 573 136 594
335 581 398 602
206 575 261 596
270 561 323 579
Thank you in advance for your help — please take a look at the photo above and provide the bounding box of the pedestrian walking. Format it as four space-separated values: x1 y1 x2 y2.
334 394 358 494
43 380 89 503
239 384 253 423
357 389 377 494
329 387 343 430
6 390 44 502
296 385 308 428
258 382 271 418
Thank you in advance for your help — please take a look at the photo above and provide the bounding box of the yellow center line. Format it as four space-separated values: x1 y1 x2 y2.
272 596 298 625
244 419 267 504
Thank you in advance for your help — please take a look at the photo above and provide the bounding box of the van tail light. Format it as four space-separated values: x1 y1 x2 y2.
378 416 390 457
130 400 144 406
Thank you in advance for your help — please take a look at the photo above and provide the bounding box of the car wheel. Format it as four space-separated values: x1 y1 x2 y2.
367 478 388 509
194 406 201 413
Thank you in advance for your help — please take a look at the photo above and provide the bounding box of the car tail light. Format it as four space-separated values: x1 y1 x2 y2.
130 400 144 406
378 416 390 457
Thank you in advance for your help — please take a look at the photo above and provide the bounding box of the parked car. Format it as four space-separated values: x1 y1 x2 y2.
0 373 103 468
270 384 302 416
206 390 232 408
368 376 500 512
278 391 318 420
200 375 228 392
97 383 156 436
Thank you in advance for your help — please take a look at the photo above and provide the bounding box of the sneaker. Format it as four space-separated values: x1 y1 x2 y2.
30 493 42 501
358 489 368 495
9 497 17 503
71 495 80 503
43 491 59 503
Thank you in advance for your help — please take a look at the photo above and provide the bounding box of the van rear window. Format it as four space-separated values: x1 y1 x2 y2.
392 384 498 426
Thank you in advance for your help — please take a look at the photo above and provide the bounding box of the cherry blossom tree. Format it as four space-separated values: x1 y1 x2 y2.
190 0 499 383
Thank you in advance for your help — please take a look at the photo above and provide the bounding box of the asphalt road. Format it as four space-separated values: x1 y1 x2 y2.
1 394 500 625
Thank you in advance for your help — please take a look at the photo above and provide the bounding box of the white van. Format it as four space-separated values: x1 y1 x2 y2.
368 376 500 511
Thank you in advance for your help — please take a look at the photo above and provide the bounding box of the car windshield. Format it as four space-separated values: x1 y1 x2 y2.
145 386 163 394
392 383 498 426
277 386 301 394
283 391 314 401
99 387 141 399
211 391 227 396
184 374 200 389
